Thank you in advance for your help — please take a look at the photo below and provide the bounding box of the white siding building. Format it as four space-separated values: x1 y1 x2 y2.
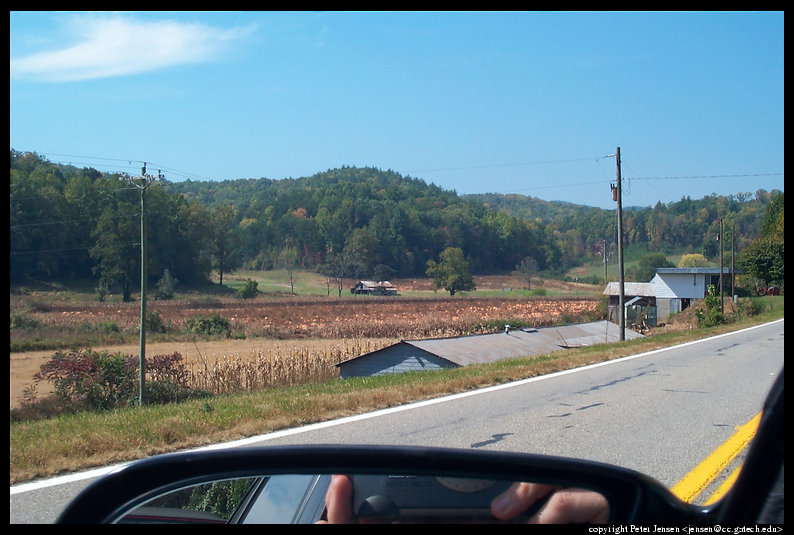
651 267 739 319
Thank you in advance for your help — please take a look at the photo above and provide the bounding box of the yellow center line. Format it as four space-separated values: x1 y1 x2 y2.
703 463 743 505
671 412 761 503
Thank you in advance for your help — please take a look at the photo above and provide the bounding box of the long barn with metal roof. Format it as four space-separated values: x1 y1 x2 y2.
335 320 643 379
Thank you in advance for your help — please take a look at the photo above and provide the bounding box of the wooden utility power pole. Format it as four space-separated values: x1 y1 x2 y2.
731 222 735 300
719 218 724 313
122 163 162 407
613 147 626 341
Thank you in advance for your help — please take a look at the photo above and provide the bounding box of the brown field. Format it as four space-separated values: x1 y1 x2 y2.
11 276 603 409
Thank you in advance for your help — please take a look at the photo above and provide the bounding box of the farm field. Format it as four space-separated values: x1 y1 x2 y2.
10 275 602 409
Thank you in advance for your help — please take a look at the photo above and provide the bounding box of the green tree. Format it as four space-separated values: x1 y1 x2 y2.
627 253 675 282
759 192 784 238
145 190 213 286
343 227 380 276
740 237 784 287
90 202 140 302
372 263 394 282
426 247 476 296
740 193 784 288
210 205 242 285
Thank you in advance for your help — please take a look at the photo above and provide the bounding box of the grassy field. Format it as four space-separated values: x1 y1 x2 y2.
224 269 603 298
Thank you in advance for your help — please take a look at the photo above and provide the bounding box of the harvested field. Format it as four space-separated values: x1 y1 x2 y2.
11 295 599 340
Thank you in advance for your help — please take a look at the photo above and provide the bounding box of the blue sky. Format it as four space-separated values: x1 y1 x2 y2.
10 11 784 210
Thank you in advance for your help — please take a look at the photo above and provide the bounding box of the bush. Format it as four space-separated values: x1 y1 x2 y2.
96 320 120 333
26 349 203 417
696 284 726 328
143 352 206 404
238 278 259 299
34 350 138 412
736 298 766 318
10 390 71 421
185 313 231 337
10 312 41 330
155 269 178 300
145 311 169 334
96 281 109 303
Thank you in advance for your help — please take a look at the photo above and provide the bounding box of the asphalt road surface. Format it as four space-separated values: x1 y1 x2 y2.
10 319 784 523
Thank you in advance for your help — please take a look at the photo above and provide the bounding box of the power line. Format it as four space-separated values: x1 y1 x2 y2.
10 212 140 229
15 150 783 204
626 172 783 181
23 149 784 183
10 243 139 256
405 156 601 174
26 151 140 165
23 151 219 182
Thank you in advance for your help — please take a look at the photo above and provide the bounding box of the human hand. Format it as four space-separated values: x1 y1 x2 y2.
490 482 609 524
319 475 609 524
317 474 357 524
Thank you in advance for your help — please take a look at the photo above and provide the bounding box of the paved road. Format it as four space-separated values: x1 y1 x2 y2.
10 319 784 523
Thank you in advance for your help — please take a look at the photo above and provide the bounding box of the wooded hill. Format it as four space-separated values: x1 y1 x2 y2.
10 150 781 292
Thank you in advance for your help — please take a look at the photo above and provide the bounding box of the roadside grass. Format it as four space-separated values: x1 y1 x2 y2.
9 300 782 486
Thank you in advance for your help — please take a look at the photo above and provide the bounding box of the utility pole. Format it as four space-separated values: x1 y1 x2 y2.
598 239 612 286
731 222 735 300
122 163 162 407
718 218 724 313
602 239 608 285
610 147 626 341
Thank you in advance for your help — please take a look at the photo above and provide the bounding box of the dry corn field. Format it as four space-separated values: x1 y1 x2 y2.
184 338 397 395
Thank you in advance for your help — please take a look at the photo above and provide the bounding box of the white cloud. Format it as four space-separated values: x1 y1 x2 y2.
10 14 256 82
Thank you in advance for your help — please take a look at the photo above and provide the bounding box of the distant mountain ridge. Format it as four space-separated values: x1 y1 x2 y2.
11 151 781 286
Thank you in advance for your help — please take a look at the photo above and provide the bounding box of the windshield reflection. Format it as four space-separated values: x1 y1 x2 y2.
119 473 610 524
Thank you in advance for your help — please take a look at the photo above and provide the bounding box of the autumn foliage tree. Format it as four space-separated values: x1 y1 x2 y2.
740 192 784 289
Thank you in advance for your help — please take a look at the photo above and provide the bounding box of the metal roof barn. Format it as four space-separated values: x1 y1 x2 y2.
602 282 656 297
335 321 643 379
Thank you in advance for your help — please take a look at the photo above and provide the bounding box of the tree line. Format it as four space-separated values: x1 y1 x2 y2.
10 150 783 296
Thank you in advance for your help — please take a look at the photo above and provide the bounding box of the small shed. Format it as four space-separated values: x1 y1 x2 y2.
335 320 643 379
602 282 657 327
351 280 399 296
